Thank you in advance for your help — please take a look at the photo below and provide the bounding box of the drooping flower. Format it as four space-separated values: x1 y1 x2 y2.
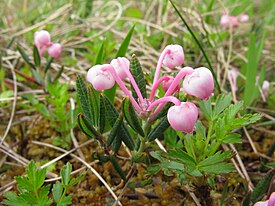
48 43 62 59
220 14 238 28
167 102 198 133
237 14 249 23
163 44 185 69
183 67 214 100
161 76 180 93
254 192 275 206
34 30 52 47
87 64 115 92
110 57 129 80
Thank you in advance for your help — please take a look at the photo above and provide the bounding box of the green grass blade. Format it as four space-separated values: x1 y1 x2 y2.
116 24 135 58
168 0 221 93
95 40 105 65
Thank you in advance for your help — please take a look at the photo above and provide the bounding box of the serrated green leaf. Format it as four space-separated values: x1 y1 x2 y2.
199 162 234 174
52 181 63 203
116 25 135 57
95 40 105 64
199 98 212 120
99 94 105 134
76 76 93 126
150 151 162 161
122 97 144 137
61 162 72 185
147 165 161 175
106 115 123 147
33 45 40 67
130 55 147 100
184 134 196 161
39 185 52 206
198 151 232 167
77 113 98 137
165 149 196 165
213 94 232 118
222 133 242 144
227 113 262 130
58 195 72 206
3 192 30 206
224 101 244 122
148 116 170 142
110 156 126 180
16 176 34 193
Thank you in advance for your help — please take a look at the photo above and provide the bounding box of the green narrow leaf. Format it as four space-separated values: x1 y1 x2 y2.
17 45 37 71
88 85 100 127
148 116 170 142
103 94 135 150
53 65 64 82
95 40 105 65
122 97 144 137
31 68 42 84
33 45 41 67
222 133 242 144
168 0 221 93
130 54 147 100
77 113 98 137
116 24 135 58
213 94 232 118
44 57 53 73
112 135 122 153
99 94 105 134
106 115 123 147
244 33 258 106
76 76 93 125
184 134 196 161
250 169 275 203
110 156 126 180
61 162 72 185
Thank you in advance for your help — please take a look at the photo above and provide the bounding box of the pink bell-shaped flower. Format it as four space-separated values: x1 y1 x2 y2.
48 43 62 59
254 192 275 206
34 30 52 47
220 14 238 28
110 57 129 80
163 44 184 69
87 64 115 92
161 76 180 93
167 102 198 133
237 14 249 23
183 67 214 100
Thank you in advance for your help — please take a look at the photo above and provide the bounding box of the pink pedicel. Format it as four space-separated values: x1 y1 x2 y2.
86 64 115 92
34 30 52 47
48 43 62 59
162 76 180 93
110 57 129 80
227 69 239 92
162 44 184 69
237 14 249 23
254 192 275 206
183 67 214 100
167 102 198 133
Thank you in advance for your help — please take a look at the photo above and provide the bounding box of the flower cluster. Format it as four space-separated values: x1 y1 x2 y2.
220 13 249 28
86 44 214 133
34 30 62 58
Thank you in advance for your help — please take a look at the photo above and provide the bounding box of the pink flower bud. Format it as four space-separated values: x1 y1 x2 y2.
167 102 198 133
34 30 51 47
48 43 62 59
220 14 238 28
163 44 184 68
261 80 270 102
183 67 214 100
238 14 249 23
110 57 129 80
161 76 180 93
87 64 115 92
